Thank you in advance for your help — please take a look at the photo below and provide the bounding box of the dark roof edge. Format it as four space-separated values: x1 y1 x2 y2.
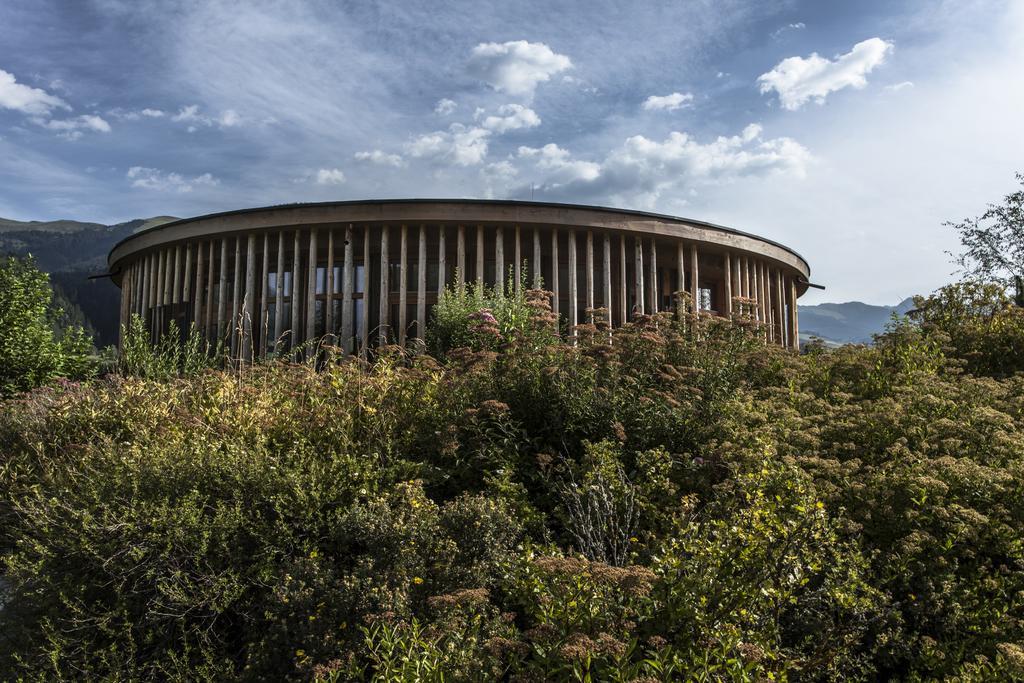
109 198 810 274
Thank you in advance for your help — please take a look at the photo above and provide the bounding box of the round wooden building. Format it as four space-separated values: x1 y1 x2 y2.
108 199 813 356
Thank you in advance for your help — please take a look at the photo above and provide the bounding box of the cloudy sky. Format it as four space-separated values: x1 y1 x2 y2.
2 0 1022 303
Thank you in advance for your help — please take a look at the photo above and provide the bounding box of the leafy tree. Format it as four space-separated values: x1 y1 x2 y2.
0 254 94 395
947 172 1024 295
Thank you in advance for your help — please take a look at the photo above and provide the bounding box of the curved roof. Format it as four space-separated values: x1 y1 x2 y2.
108 198 811 279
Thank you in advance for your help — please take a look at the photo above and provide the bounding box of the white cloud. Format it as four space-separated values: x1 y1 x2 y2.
641 92 694 112
758 37 894 110
0 69 69 115
434 98 457 115
885 81 914 92
170 104 243 130
218 109 241 127
30 114 111 139
315 168 346 185
518 143 601 183
468 40 572 98
771 22 806 39
171 104 202 123
354 149 405 167
127 166 219 192
141 108 165 117
479 104 541 133
407 123 490 166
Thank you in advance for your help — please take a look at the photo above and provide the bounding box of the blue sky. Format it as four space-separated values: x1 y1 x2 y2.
1 0 1022 303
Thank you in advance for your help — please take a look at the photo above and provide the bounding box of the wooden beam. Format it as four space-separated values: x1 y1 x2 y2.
205 242 215 341
232 237 242 355
586 230 594 322
568 228 578 338
648 237 658 314
634 237 644 316
476 224 484 287
341 224 354 354
619 235 627 325
691 244 700 313
789 276 799 350
495 225 504 292
723 251 733 317
326 228 335 338
603 233 611 328
437 224 447 295
551 227 560 323
172 245 182 305
244 233 256 361
514 224 521 295
457 224 466 291
183 244 193 305
417 224 427 339
399 224 408 347
676 242 685 314
361 225 370 354
274 232 285 352
379 224 390 345
533 227 542 288
217 240 228 342
259 233 269 356
291 230 302 350
194 242 204 330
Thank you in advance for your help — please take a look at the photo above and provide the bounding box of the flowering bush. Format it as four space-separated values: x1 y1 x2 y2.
1 281 1023 680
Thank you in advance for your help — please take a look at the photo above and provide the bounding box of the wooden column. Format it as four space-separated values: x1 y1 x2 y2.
776 270 785 346
723 251 733 317
475 224 484 287
326 228 335 338
274 232 285 351
183 245 193 307
532 228 542 288
495 225 504 292
788 277 799 350
194 242 204 329
759 262 769 330
648 238 658 314
306 228 318 346
342 224 354 354
291 230 302 349
243 234 256 361
216 240 228 341
586 231 594 322
550 227 560 322
634 237 645 316
514 225 522 295
259 233 269 356
231 237 242 354
361 225 370 354
398 224 408 346
140 256 150 320
172 245 182 305
437 225 447 294
118 269 130 339
205 242 214 340
619 236 627 325
602 233 611 328
157 248 167 307
690 244 700 313
457 225 466 291
676 243 685 313
379 225 390 345
568 229 578 338
765 266 774 343
417 224 427 339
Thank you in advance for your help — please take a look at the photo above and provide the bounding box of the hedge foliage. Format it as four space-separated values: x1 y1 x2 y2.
1 284 1023 681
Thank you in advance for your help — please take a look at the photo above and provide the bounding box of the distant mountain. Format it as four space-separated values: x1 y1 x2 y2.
0 215 178 347
798 298 916 346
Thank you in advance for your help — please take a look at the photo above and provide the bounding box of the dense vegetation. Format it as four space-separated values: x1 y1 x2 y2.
1 273 1023 680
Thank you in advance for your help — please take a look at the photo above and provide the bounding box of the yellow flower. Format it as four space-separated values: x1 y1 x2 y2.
815 501 825 510
295 649 305 658
413 576 424 585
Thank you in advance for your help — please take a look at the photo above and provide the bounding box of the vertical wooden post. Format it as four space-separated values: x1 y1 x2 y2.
788 277 799 350
533 228 542 288
140 255 150 321
194 242 204 329
676 242 685 312
603 233 611 328
551 227 560 323
476 224 485 287
291 230 302 349
495 225 504 292
457 225 466 291
634 237 645 316
398 224 408 346
619 236 627 325
259 233 269 356
724 252 733 317
691 244 700 313
586 231 594 322
514 225 522 295
568 229 578 339
183 244 193 306
417 224 427 339
244 234 256 361
205 242 214 340
326 228 335 338
274 232 285 351
231 237 242 355
648 238 658 314
306 228 318 348
342 224 354 354
379 225 390 345
765 266 773 343
157 248 167 306
172 245 182 305
217 240 228 341
438 225 447 295
776 270 785 346
362 225 371 354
